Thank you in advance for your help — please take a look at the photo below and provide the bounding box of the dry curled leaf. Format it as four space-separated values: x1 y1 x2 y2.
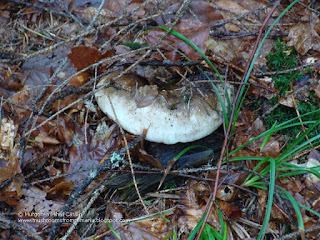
47 181 74 196
138 149 164 170
0 74 23 91
35 133 60 146
279 93 295 108
288 13 320 55
68 45 102 70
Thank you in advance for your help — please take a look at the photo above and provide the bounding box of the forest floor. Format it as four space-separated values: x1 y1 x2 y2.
0 0 320 239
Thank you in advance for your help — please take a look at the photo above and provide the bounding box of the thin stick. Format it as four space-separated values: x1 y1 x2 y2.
60 184 106 240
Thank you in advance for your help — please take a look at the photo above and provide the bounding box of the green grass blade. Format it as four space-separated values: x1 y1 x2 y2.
216 201 226 237
173 230 178 240
203 72 230 127
188 213 206 240
163 231 173 240
163 230 178 240
276 133 320 166
223 221 228 240
229 117 319 157
276 119 320 163
105 222 121 240
260 121 277 151
173 145 212 161
188 212 223 240
200 224 222 240
297 201 320 218
278 162 320 179
257 158 275 240
277 187 320 217
228 156 265 162
243 157 270 187
277 186 305 237
229 85 250 138
234 0 300 115
250 182 267 190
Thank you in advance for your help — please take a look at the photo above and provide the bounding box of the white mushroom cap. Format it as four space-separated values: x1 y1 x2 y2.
95 73 233 144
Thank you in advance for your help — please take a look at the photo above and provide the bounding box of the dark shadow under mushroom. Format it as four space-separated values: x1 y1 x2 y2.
105 127 224 201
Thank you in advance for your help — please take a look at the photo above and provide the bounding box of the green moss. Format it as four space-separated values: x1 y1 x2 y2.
297 92 318 113
263 39 320 144
264 106 296 131
269 97 278 105
267 39 298 70
251 99 261 111
199 224 222 240
264 93 320 144
305 68 313 74
266 39 302 95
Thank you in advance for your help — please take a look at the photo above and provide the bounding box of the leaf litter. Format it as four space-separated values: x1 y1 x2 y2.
0 0 319 239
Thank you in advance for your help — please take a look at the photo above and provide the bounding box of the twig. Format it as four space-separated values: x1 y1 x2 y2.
211 31 288 40
53 0 85 27
25 0 107 141
210 3 273 29
119 59 203 67
106 87 149 214
208 56 279 93
0 3 144 63
60 184 106 240
121 126 149 214
10 0 86 23
48 135 143 239
19 23 54 41
297 1 320 15
276 224 320 240
98 0 155 51
255 61 320 77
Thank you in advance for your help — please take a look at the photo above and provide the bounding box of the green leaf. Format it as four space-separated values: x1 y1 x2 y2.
277 186 305 238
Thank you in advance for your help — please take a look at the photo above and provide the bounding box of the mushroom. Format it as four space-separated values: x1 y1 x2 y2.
95 71 234 144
